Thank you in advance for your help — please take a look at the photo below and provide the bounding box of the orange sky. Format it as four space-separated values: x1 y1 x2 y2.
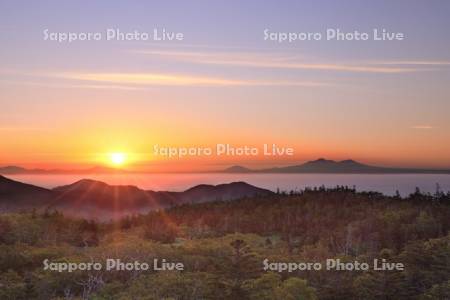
1 2 450 171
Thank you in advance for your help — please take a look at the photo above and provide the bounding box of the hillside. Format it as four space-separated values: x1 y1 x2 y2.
0 175 53 210
0 176 273 219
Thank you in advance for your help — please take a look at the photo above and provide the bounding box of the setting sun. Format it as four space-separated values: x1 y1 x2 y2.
110 152 126 166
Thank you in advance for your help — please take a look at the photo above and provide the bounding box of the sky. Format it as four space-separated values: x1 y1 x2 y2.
1 0 450 171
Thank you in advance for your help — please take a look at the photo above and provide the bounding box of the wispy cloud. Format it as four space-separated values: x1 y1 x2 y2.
134 50 434 74
1 68 334 88
55 72 331 87
0 79 140 90
60 72 245 87
411 125 434 130
374 61 450 66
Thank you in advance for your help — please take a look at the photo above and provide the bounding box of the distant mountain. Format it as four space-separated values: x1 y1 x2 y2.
0 176 273 220
221 159 450 174
0 165 127 175
0 166 45 174
223 165 253 173
265 158 388 173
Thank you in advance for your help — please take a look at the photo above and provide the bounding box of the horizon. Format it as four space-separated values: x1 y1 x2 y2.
0 172 446 195
1 157 450 173
2 165 449 198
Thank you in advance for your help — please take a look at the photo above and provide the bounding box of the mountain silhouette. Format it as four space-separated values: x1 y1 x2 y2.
0 176 273 220
0 166 30 174
221 159 450 174
0 175 54 210
50 179 165 218
172 182 271 203
0 166 127 175
3 159 449 175
223 165 253 173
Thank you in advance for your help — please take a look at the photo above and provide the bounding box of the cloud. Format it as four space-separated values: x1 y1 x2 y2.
134 50 431 74
60 72 245 86
411 125 434 130
55 72 331 88
1 67 334 88
374 61 450 66
0 79 140 90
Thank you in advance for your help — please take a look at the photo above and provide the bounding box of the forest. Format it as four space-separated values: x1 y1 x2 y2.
1 187 449 299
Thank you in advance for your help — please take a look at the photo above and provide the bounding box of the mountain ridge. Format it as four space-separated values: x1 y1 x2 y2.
220 159 450 174
0 176 273 220
0 166 127 175
3 158 450 174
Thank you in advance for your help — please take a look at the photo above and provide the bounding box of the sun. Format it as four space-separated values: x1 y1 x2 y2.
110 152 126 166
